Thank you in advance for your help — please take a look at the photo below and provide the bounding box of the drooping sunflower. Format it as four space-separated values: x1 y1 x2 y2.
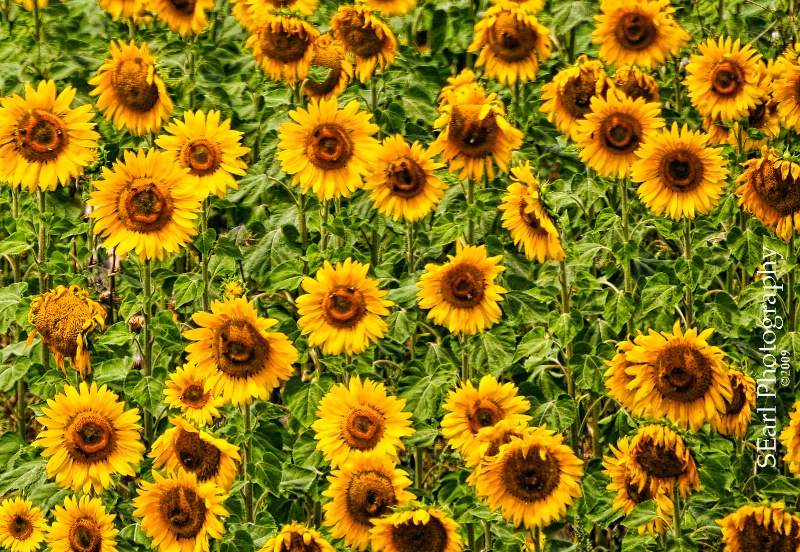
626 424 699 498
417 242 507 335
613 66 659 103
322 451 415 551
88 148 200 260
370 506 462 552
33 382 145 493
684 36 764 124
772 62 800 132
163 362 225 426
540 56 612 142
0 498 45 552
603 338 637 406
465 419 529 487
331 5 397 82
296 259 393 356
711 370 755 438
277 96 380 200
95 0 143 20
151 0 213 36
47 495 118 552
718 504 800 552
0 80 99 192
363 134 446 222
736 147 800 242
246 15 320 85
26 285 106 379
468 5 551 86
630 122 730 221
312 376 414 468
437 69 486 110
498 162 565 263
302 34 354 101
184 297 298 407
473 426 583 528
780 401 800 476
363 0 414 16
155 110 249 199
261 522 335 552
132 470 228 552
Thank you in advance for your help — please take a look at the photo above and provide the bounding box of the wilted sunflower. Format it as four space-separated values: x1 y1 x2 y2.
613 66 659 103
322 451 415 551
184 297 298 407
296 259 393 356
155 110 249 199
712 370 755 438
468 5 551 86
331 5 397 82
133 470 228 552
0 498 45 552
684 36 764 124
498 161 565 263
604 338 638 406
363 0 413 16
47 496 118 552
89 148 200 260
437 69 486 109
302 34 354 101
277 97 380 200
33 382 144 493
780 401 800 476
626 424 699 498
575 89 663 177
370 506 462 552
473 426 583 528
246 15 320 85
0 80 99 192
363 134 446 222
630 122 729 221
540 56 611 142
89 41 173 136
26 285 106 379
151 0 213 35
261 522 335 552
312 376 414 468
164 362 224 426
736 148 800 242
772 62 800 132
95 0 143 20
718 504 800 552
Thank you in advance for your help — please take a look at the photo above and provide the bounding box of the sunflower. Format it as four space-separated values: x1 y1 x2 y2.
277 96 380 200
736 148 800 242
712 370 755 438
603 338 637 406
498 162 565 262
47 495 118 552
630 122 729 221
540 56 612 142
322 451 415 551
613 66 659 103
261 522 335 552
151 0 213 36
440 374 530 457
0 80 99 192
0 498 45 552
330 5 397 82
312 376 414 468
33 382 145 493
296 259 393 356
89 40 173 136
363 0 414 16
730 98 781 152
88 148 200 260
12 0 45 10
437 69 486 109
233 0 318 31
684 36 764 124
155 110 249 199
701 115 729 147
184 297 298 407
772 62 800 132
780 401 800 476
575 89 663 177
132 470 228 552
26 285 106 379
246 15 319 85
164 363 225 426
363 135 446 222
222 280 245 301
302 34 354 101
718 504 800 552
489 0 544 12
473 425 583 528
626 424 699 498
465 419 529 488
468 5 551 86
95 0 143 20
370 506 462 552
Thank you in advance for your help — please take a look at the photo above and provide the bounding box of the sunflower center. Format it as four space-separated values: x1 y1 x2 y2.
736 516 800 552
261 25 313 63
158 486 208 539
518 198 547 234
68 518 102 552
601 114 641 153
623 472 653 504
213 318 271 379
342 407 386 451
9 516 32 540
500 445 561 503
710 61 744 96
338 11 384 57
653 342 714 403
616 74 658 103
65 412 117 463
448 104 499 159
15 110 68 162
32 293 91 357
751 160 800 216
305 45 343 97
174 428 222 482
561 71 607 118
748 102 766 127
484 429 521 459
118 178 176 233
634 439 685 479
614 11 656 51
345 470 398 525
468 400 503 433
487 12 537 62
322 286 367 328
440 262 486 309
307 123 354 171
270 0 297 5
660 150 703 192
724 380 747 415
111 58 160 112
182 139 222 176
282 533 321 552
182 383 210 408
169 0 196 14
390 517 449 552
387 157 427 199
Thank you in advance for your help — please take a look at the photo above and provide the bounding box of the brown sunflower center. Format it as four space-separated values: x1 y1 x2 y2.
158 486 208 539
9 516 32 540
736 515 800 552
345 470 398 526
338 11 385 58
305 44 344 97
33 293 92 357
659 150 704 192
169 0 196 14
623 471 653 504
653 342 714 403
634 438 685 479
601 114 641 153
174 428 222 482
281 532 322 552
270 0 297 5
710 61 744 96
307 123 354 171
750 160 800 216
613 11 656 51
118 178 176 233
748 102 767 128
440 263 487 309
448 104 499 159
182 383 210 408
261 25 314 64
724 380 747 415
390 517 449 552
561 71 607 118
182 139 222 176
322 286 367 328
467 400 503 433
487 12 537 62
15 110 68 163
518 198 547 234
484 429 521 459
213 318 271 379
65 412 117 463
111 58 160 112
500 445 561 503
386 157 427 199
68 518 102 552
342 407 386 451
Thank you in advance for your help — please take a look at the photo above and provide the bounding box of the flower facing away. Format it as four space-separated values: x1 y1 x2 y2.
260 522 335 552
163 362 225 426
246 15 320 85
370 506 462 552
718 504 800 552
0 498 46 552
330 5 397 82
625 424 700 498
302 34 354 101
151 0 214 36
47 495 118 552
712 369 755 438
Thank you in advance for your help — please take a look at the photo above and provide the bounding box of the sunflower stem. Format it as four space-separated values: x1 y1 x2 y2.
201 197 210 311
142 259 154 443
461 334 471 381
672 486 682 539
406 222 414 273
559 259 579 453
32 0 40 53
683 218 693 327
483 521 492 552
243 404 254 522
128 17 135 40
590 401 603 458
467 523 475 552
370 227 379 267
321 199 329 252
466 178 475 244
188 34 197 110
37 190 50 372
531 528 541 552
619 179 633 336
414 445 424 489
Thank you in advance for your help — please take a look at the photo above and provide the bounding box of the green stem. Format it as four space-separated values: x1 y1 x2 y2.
128 17 135 39
466 179 475 244
37 191 49 371
414 446 423 489
672 486 682 539
244 404 254 522
298 193 308 250
591 401 603 458
406 223 414 273
684 218 693 327
201 197 210 311
619 179 633 336
320 200 329 252
32 0 40 50
16 379 25 439
143 259 154 443
483 522 492 552
188 35 196 110
370 227 379 267
11 188 24 440
466 524 475 552
559 260 579 453
532 528 541 552
461 334 470 381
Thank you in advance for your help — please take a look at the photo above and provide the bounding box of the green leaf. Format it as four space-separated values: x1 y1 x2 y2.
0 232 33 257
675 255 704 290
0 459 47 495
280 465 316 492
282 374 335 427
575 355 606 394
728 226 763 274
0 282 27 334
603 290 635 333
0 356 29 392
624 500 660 528
196 228 217 256
267 259 305 293
250 452 282 494
132 376 166 416
0 433 25 469
221 530 255 552
173 273 204 308
513 327 551 363
697 292 742 338
640 273 679 315
387 310 416 345
530 395 576 432
400 369 450 422
472 326 515 376
550 309 584 346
